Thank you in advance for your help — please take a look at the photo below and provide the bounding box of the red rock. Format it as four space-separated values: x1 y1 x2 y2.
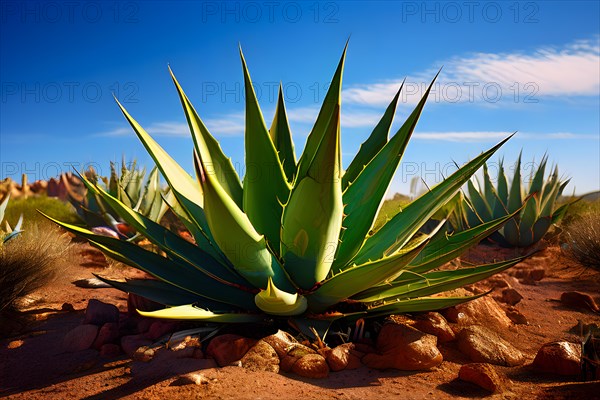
100 343 121 357
459 363 506 392
532 341 582 376
240 340 279 373
560 291 600 313
326 343 363 371
205 334 257 367
505 307 528 325
144 320 179 340
498 288 523 306
262 330 298 358
121 334 153 357
92 322 120 349
412 312 455 343
291 354 329 378
63 324 98 352
457 325 525 367
486 276 510 289
61 303 75 312
362 323 443 371
445 295 512 329
136 318 154 334
84 299 120 326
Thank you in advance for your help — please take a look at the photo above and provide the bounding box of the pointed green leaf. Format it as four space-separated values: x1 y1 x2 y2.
270 84 297 182
364 293 487 317
138 305 264 323
335 76 437 270
195 151 294 293
281 105 343 290
307 237 428 313
497 159 509 206
240 48 291 248
353 135 513 265
528 155 548 196
296 43 347 181
532 217 552 243
508 151 523 213
170 67 243 207
342 84 402 189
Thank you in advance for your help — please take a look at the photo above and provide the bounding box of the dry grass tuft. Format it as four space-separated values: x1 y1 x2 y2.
564 212 600 271
0 224 73 312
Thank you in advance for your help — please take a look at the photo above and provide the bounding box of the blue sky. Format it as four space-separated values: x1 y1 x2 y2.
1 0 599 196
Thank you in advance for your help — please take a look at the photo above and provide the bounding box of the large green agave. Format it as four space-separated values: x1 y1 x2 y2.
456 154 573 247
47 45 524 331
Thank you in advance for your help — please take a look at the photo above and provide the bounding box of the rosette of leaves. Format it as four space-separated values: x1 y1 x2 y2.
46 45 523 334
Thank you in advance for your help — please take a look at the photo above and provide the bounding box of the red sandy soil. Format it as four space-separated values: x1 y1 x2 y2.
1 242 599 399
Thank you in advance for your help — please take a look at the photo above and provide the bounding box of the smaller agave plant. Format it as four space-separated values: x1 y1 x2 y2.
456 153 574 247
66 159 171 239
0 194 23 245
47 44 526 337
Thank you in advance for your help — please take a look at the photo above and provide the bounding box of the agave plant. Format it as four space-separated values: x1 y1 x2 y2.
457 154 573 247
46 45 524 334
0 194 23 245
66 159 171 239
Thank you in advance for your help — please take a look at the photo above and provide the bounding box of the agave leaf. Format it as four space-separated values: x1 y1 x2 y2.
2 214 23 243
80 175 246 285
496 159 509 206
354 257 524 302
307 237 429 313
295 43 347 181
342 84 402 189
42 213 257 309
169 67 244 207
195 151 294 293
114 98 215 249
407 211 519 274
254 277 308 316
528 155 548 196
467 179 492 221
138 305 264 323
482 164 497 211
281 105 343 290
335 76 437 270
507 151 523 213
353 135 513 265
239 48 291 248
531 217 552 244
502 218 521 247
270 84 297 182
364 293 487 317
94 275 240 311
519 195 539 238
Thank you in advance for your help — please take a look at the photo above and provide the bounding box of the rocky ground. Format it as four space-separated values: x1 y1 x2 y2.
1 242 599 399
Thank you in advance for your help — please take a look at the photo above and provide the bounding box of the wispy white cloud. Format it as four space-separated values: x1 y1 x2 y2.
344 37 600 107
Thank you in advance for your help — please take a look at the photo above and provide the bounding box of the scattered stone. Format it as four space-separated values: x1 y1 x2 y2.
61 303 75 312
72 278 113 289
412 312 455 343
560 291 599 313
63 324 99 352
262 330 298 358
136 318 154 334
505 307 528 325
144 320 179 340
133 345 158 362
291 354 329 378
528 268 545 282
326 343 363 371
84 299 120 326
280 344 317 372
362 323 443 371
498 288 524 306
485 276 510 289
445 295 512 330
458 363 507 393
206 334 257 367
511 267 545 284
170 372 210 386
100 343 121 357
532 341 582 376
121 334 153 357
7 340 24 349
457 325 525 367
92 322 120 349
240 340 280 373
